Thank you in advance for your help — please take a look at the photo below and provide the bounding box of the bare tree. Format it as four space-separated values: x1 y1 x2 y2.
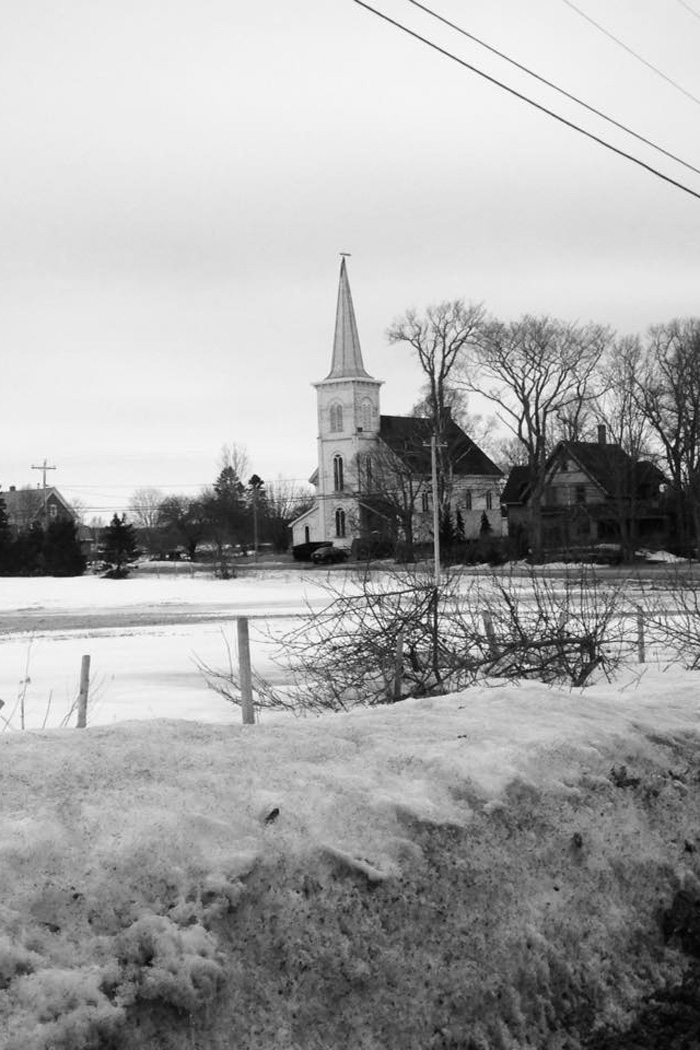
355 442 430 561
467 315 611 561
633 318 700 553
219 443 250 482
596 336 659 559
158 494 207 561
128 487 164 530
263 479 315 551
411 383 498 456
388 300 485 508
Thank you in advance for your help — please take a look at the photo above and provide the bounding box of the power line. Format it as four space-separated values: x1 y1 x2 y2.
351 0 700 203
674 0 700 20
400 0 700 179
560 0 700 107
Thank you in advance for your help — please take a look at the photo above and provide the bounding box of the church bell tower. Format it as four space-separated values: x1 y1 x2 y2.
313 258 382 543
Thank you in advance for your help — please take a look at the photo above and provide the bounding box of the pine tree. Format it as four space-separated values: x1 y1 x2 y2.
0 491 11 574
43 519 87 577
102 514 139 578
480 510 493 535
455 508 466 542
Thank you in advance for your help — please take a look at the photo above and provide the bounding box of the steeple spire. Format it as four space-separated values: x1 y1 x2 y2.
326 257 372 379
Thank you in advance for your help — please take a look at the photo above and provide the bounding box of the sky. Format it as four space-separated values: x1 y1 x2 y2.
2 0 699 520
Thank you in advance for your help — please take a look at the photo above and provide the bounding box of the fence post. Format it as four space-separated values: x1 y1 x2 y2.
636 608 646 664
77 655 90 728
392 628 404 703
237 617 255 725
482 613 499 658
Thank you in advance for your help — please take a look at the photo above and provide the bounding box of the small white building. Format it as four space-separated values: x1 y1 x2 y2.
291 260 503 552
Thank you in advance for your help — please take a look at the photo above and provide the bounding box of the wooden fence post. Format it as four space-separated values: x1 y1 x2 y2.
636 608 646 664
392 628 404 703
237 617 255 725
77 655 90 728
482 613 499 659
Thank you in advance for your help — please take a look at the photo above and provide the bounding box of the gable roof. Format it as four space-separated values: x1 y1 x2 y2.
502 441 666 506
379 414 503 478
0 487 76 526
555 441 665 497
501 465 531 505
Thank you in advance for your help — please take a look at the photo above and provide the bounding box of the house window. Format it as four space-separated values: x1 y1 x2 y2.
575 485 586 504
561 458 569 472
49 504 58 518
485 491 493 511
335 508 346 538
333 454 344 492
421 491 430 513
360 398 373 431
329 402 343 433
464 490 472 511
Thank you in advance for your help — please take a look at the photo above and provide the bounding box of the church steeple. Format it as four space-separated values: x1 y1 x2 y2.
326 257 372 379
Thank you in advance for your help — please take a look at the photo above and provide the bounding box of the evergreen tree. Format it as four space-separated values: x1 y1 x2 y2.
12 523 45 576
480 510 493 535
455 508 466 543
0 491 11 574
43 519 87 577
102 514 139 578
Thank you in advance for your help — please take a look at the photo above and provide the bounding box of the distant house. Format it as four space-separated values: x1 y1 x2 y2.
290 259 503 553
502 427 668 556
1 485 78 533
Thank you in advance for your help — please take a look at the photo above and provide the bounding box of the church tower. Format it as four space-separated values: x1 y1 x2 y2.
313 257 382 543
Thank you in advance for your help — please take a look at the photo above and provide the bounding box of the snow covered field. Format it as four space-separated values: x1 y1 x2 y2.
0 572 332 728
1 569 700 1048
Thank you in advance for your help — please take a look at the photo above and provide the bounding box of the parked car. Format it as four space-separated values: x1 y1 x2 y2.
292 541 332 562
311 545 350 565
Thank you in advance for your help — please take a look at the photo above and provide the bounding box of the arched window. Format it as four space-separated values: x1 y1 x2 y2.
329 402 343 433
360 398 373 431
421 491 430 513
304 525 310 543
335 508 346 538
333 454 344 492
464 489 472 511
485 491 493 510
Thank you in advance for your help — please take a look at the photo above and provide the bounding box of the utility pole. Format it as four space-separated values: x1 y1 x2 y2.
31 459 56 524
423 435 447 588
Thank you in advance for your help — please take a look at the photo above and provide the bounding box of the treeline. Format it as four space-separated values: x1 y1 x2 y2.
0 512 86 577
388 308 700 561
126 451 314 564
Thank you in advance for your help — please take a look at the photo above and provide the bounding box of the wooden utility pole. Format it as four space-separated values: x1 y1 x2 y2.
31 459 56 523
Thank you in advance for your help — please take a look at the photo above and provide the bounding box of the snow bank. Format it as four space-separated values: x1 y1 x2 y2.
2 673 700 1048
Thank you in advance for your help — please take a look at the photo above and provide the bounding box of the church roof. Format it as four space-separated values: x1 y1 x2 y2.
379 414 503 478
325 257 373 380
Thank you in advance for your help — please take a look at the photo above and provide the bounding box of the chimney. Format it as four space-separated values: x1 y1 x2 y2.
597 424 607 445
9 485 15 492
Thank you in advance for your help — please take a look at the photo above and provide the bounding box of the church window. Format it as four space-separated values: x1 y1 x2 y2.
464 489 472 511
365 454 373 490
329 402 343 433
421 491 430 513
360 398 373 431
335 508 346 538
333 454 344 492
485 491 493 510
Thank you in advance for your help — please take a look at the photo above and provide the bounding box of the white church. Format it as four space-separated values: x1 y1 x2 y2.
290 260 503 553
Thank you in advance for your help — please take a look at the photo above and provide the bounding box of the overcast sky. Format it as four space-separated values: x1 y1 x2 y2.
2 0 699 519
